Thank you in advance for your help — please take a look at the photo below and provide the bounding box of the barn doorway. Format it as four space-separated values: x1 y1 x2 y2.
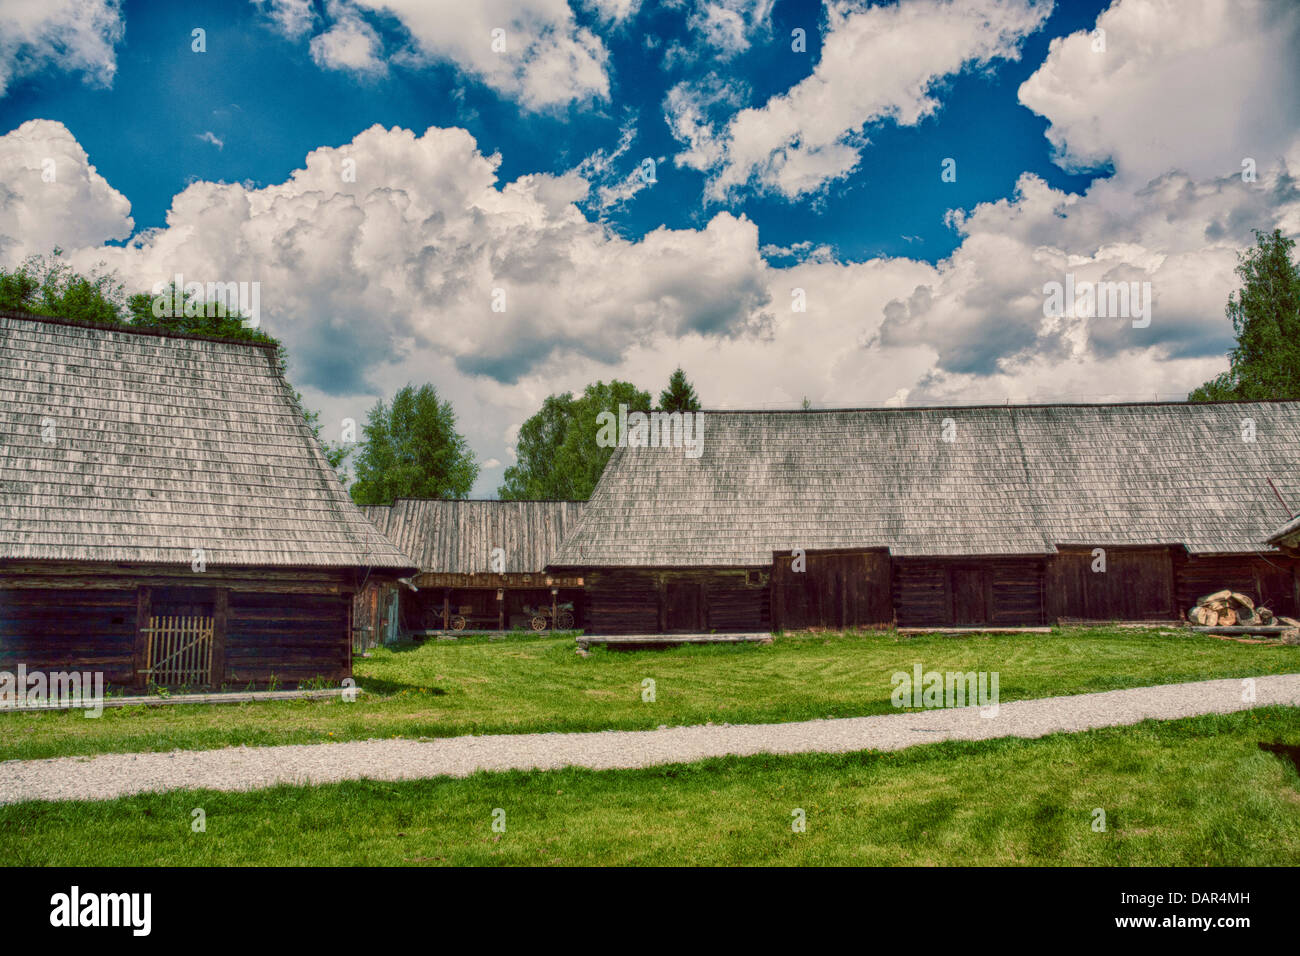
140 586 218 687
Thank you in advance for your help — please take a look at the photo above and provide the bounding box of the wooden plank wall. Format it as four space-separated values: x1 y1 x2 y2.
0 567 358 688
0 587 137 683
1047 547 1176 621
705 572 770 632
771 550 892 630
582 552 1300 630
584 570 661 634
894 558 1046 626
988 559 1049 625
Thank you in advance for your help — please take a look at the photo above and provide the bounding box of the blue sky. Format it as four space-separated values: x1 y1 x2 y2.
2 0 1297 494
3 0 1105 262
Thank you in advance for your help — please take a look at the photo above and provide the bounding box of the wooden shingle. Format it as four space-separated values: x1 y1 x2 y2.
549 403 1300 568
0 313 415 569
359 499 584 573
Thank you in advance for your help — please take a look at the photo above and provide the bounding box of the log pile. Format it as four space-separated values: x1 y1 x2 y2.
1186 590 1273 626
1187 590 1300 642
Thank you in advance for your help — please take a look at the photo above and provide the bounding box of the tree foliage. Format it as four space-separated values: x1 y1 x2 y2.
1189 229 1300 401
499 380 651 500
349 384 478 505
658 366 701 412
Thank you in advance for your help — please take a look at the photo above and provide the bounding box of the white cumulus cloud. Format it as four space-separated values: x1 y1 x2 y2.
0 0 124 99
674 0 1052 200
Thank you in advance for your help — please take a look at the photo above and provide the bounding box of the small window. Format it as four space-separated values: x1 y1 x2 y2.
745 570 765 587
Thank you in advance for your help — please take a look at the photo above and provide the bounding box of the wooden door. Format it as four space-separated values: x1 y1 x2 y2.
664 580 702 632
950 567 989 625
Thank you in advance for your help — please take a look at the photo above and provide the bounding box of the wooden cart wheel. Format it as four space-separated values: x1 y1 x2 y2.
530 614 548 631
451 615 467 631
555 610 575 630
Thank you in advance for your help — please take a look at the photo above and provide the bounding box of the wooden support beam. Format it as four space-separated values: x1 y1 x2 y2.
133 586 151 690
210 588 228 688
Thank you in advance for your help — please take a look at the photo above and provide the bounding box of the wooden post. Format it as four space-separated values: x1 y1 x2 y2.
551 587 558 627
443 590 449 631
210 588 228 688
657 573 666 633
344 592 354 680
132 586 151 689
497 588 505 631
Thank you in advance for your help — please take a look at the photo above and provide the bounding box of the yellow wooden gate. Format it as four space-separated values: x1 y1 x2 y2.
142 615 215 686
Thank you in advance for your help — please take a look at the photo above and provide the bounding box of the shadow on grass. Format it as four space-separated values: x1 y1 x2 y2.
1258 741 1300 777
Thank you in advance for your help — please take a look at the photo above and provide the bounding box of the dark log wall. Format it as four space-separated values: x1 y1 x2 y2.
225 591 352 685
893 558 1046 627
584 570 661 634
1173 554 1299 618
0 564 361 688
584 552 1300 632
772 550 892 630
0 587 136 683
584 569 768 634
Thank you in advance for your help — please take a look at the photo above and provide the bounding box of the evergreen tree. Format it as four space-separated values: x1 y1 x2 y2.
657 366 701 412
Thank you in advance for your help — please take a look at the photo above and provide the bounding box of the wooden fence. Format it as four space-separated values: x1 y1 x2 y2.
142 615 214 686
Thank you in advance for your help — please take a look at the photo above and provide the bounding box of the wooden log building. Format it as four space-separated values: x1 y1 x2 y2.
356 498 585 638
0 312 417 688
549 403 1300 633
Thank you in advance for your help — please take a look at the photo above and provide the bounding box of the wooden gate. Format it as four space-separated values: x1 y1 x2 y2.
142 615 215 686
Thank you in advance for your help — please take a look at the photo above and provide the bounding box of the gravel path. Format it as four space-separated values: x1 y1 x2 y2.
3 674 1297 804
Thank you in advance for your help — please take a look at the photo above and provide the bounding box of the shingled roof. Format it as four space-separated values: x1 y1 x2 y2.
360 499 584 573
1267 513 1300 548
549 402 1300 568
0 312 415 569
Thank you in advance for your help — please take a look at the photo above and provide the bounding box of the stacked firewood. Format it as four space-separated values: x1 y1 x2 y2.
1186 590 1275 626
1185 590 1300 632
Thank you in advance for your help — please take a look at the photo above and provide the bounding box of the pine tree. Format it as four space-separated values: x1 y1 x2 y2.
658 367 701 412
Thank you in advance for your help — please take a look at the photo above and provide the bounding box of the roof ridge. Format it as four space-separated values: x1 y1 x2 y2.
686 399 1300 412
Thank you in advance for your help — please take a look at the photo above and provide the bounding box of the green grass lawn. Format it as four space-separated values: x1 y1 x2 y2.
2 626 1297 761
4 708 1298 866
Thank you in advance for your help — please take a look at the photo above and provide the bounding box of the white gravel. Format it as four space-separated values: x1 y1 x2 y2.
3 674 1297 804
